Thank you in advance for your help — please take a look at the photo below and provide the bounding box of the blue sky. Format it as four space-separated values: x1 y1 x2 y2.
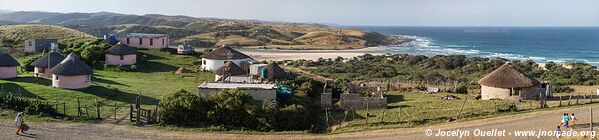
1 0 598 26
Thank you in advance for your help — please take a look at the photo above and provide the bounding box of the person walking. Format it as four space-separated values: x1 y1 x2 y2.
556 125 562 139
570 113 577 129
14 113 23 135
563 113 570 128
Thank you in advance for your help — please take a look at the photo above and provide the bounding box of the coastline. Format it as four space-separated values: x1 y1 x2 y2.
238 47 386 61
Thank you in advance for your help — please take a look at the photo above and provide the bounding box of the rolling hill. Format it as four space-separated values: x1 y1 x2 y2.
0 24 95 47
0 11 409 49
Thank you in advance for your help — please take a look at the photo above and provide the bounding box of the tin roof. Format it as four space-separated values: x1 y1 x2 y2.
198 82 276 89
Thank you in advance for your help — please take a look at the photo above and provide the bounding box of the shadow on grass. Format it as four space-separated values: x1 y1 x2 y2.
92 77 128 87
0 82 45 99
386 94 404 104
136 61 178 73
77 85 160 105
5 76 52 86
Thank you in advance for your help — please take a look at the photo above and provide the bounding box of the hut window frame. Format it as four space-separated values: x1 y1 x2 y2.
86 75 92 81
120 55 124 60
55 75 60 81
126 38 130 44
139 38 143 45
203 60 206 65
150 39 154 46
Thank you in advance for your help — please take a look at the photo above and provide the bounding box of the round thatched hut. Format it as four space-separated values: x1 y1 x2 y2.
50 53 93 89
263 62 288 81
478 63 541 100
105 44 138 65
0 52 20 79
30 51 65 78
200 46 252 71
214 61 246 81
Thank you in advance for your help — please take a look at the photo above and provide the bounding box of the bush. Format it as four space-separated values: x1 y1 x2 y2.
207 89 258 128
275 104 312 130
455 84 468 94
0 93 57 116
552 85 575 93
159 89 208 126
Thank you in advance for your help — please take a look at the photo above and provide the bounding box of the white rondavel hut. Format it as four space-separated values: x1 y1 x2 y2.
50 53 93 89
200 46 252 71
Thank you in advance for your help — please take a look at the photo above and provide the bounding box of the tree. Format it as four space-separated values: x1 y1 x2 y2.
275 104 312 130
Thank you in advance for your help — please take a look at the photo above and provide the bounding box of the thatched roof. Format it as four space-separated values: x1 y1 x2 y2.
215 61 246 76
99 38 119 45
105 44 138 55
31 51 65 68
50 53 93 76
265 62 288 80
0 53 20 67
200 46 251 60
478 63 540 88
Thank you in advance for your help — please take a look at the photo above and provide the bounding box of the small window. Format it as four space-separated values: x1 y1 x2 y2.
86 75 92 81
120 55 124 60
162 38 165 45
126 38 130 44
150 39 153 46
39 68 45 73
202 60 206 65
139 38 143 45
28 41 32 46
55 75 60 80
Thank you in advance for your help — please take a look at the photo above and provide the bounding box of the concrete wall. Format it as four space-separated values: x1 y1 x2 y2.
481 85 541 100
201 58 251 71
105 54 137 65
0 67 17 79
34 67 51 78
52 74 92 89
118 36 168 49
339 93 387 109
24 39 56 52
198 88 276 100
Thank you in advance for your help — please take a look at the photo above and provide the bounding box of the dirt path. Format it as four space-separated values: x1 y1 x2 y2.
2 104 598 140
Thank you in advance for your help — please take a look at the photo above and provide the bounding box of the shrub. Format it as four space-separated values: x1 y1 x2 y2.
159 89 208 126
455 84 468 94
552 85 575 93
0 93 57 116
207 89 258 128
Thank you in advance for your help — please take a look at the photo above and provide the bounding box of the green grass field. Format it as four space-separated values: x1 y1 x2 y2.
0 49 213 122
329 91 598 133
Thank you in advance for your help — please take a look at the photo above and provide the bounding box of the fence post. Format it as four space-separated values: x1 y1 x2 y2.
576 96 580 105
85 105 89 117
559 96 562 107
456 96 468 120
63 102 66 115
130 104 133 121
568 94 573 106
114 102 117 120
95 99 100 119
381 109 385 123
591 93 593 103
77 97 81 117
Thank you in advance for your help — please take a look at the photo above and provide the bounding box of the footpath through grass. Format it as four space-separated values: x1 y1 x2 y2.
0 49 213 122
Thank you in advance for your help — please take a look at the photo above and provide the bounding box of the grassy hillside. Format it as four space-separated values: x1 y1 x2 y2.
0 11 410 49
0 24 95 47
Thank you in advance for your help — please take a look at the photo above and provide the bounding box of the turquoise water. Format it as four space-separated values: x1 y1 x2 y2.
348 26 599 66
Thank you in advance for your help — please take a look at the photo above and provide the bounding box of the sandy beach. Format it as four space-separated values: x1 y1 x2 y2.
237 47 386 61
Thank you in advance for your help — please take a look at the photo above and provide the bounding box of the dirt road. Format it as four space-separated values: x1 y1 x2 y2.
2 104 598 140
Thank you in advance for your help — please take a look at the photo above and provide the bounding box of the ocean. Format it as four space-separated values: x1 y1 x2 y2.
348 26 599 66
